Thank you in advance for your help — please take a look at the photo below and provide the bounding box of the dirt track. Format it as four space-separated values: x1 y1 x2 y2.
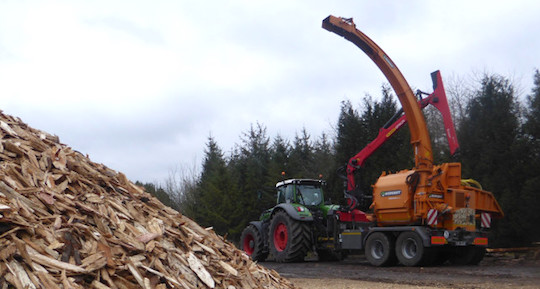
261 253 540 289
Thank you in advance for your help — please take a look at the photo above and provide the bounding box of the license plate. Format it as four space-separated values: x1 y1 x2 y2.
455 241 466 246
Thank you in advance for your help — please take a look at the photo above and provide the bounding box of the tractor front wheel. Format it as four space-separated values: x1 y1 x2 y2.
240 224 268 262
269 211 311 262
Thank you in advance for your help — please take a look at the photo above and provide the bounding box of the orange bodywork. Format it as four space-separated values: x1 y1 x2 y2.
323 16 503 231
372 163 503 229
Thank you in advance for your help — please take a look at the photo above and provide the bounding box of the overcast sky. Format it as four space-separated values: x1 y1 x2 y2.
1 1 539 184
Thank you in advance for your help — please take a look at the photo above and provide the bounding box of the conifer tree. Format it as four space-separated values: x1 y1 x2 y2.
524 69 540 149
228 123 274 233
196 136 240 238
518 70 540 244
268 134 291 179
334 100 364 165
288 128 315 178
458 74 524 246
459 74 519 195
312 132 335 180
332 86 410 202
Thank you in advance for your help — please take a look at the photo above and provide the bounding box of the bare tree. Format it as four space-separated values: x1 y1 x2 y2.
164 161 200 214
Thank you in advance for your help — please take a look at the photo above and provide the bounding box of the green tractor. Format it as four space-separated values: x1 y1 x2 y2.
240 179 347 262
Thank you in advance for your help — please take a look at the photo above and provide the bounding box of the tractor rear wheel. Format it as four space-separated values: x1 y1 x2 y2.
240 224 268 262
365 232 397 267
269 211 311 262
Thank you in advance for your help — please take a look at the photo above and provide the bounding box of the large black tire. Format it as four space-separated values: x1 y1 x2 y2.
365 232 397 267
268 211 311 262
468 247 486 265
240 224 268 262
395 231 428 266
420 247 440 266
449 246 485 265
431 247 451 266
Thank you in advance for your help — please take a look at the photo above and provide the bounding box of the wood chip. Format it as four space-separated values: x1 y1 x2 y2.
187 252 215 288
219 260 239 276
7 259 37 289
0 110 298 289
28 249 87 273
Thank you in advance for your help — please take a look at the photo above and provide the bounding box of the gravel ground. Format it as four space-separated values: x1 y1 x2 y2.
262 252 540 289
289 278 444 289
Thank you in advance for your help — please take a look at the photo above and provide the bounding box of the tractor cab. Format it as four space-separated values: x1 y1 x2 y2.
276 179 324 207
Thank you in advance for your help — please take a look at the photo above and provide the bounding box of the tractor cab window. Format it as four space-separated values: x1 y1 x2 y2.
277 185 295 204
277 187 285 203
284 185 294 203
297 184 323 206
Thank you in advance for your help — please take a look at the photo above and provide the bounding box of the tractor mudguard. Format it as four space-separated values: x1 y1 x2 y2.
272 203 314 222
249 221 264 234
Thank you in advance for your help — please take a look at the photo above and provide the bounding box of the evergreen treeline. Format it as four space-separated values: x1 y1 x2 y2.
142 71 540 247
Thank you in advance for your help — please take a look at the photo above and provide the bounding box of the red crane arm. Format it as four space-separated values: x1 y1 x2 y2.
345 71 459 191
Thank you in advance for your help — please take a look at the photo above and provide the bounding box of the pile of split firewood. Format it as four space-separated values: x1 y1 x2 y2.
0 110 297 289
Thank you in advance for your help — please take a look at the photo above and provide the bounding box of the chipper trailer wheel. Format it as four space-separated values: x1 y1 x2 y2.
468 247 486 265
395 231 437 266
365 232 397 266
449 246 485 265
240 224 268 262
269 210 310 262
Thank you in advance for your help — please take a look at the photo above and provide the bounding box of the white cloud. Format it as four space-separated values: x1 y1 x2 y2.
1 1 539 183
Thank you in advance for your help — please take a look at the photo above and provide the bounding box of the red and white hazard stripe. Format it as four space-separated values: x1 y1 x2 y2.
481 212 491 228
427 209 438 226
